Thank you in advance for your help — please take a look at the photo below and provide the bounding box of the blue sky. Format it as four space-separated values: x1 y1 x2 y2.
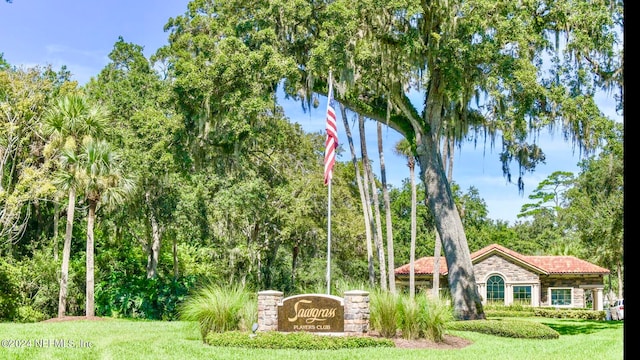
0 0 621 224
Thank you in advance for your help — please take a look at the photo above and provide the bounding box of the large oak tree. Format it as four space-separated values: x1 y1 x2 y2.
164 0 622 319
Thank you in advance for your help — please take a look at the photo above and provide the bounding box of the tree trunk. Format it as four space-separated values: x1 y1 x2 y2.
53 199 60 261
432 135 452 298
359 117 387 290
432 230 442 298
145 192 162 279
617 260 623 299
146 218 161 279
409 161 416 300
378 122 395 293
367 145 387 291
357 113 376 286
173 237 179 279
57 188 76 318
340 104 374 287
415 129 484 319
291 244 299 287
446 136 454 181
86 200 97 317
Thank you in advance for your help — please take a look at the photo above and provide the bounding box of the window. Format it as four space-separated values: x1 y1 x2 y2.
486 275 504 304
550 288 572 306
513 286 531 305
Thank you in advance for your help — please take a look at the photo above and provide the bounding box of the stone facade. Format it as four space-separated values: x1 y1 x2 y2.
257 290 282 332
343 290 370 335
473 255 542 306
474 255 539 282
538 274 604 308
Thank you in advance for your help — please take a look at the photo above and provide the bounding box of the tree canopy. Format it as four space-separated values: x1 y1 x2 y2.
161 0 622 320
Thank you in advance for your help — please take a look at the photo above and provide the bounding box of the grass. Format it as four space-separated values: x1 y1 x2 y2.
0 317 624 360
178 283 251 339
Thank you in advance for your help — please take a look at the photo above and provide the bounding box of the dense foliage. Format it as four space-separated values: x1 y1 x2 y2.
206 330 395 349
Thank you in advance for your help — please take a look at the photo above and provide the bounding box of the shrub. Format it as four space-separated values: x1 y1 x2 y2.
0 259 20 320
238 297 258 332
397 294 421 340
0 251 62 321
419 292 453 342
484 303 535 318
15 306 46 323
96 273 196 320
369 289 398 338
15 250 66 319
447 318 560 339
179 282 252 341
484 304 604 320
534 307 604 320
206 331 395 349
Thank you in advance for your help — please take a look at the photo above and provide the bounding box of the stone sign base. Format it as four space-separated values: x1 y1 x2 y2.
257 290 370 336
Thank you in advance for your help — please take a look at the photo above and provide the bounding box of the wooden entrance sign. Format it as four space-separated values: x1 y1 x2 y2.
277 294 344 333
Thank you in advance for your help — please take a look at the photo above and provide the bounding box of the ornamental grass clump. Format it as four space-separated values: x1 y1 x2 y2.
397 294 421 340
237 296 258 332
419 292 454 342
179 283 252 342
369 289 399 338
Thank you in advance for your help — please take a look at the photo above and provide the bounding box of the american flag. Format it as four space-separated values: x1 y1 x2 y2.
324 79 338 185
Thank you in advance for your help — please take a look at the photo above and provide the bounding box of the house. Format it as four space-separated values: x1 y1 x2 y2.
394 243 610 311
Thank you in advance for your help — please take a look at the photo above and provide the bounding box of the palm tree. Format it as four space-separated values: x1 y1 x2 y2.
43 94 107 318
77 137 134 317
394 139 417 299
53 146 81 317
338 104 375 286
358 114 386 290
377 122 395 293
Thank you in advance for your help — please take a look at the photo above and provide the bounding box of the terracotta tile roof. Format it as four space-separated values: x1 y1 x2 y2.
395 243 610 276
524 256 610 274
395 256 448 275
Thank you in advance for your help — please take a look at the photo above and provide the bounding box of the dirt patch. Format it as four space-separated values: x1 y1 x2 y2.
390 334 472 349
367 331 472 349
42 316 108 322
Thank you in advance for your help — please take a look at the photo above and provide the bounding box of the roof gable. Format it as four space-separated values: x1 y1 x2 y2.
470 244 548 274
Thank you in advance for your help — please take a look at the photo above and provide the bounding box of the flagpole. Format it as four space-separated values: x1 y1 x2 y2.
325 71 333 296
326 178 332 295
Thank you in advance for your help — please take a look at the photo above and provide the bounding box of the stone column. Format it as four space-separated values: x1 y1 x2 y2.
343 290 369 336
257 290 283 332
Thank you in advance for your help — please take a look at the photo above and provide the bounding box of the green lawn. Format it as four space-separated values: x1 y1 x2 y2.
0 318 624 360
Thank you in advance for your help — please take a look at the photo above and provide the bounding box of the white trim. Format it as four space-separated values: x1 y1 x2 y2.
579 284 605 289
548 287 574 307
511 284 533 306
484 273 506 305
480 271 508 283
508 280 540 285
